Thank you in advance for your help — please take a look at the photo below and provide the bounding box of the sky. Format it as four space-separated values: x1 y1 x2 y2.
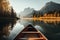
9 0 60 13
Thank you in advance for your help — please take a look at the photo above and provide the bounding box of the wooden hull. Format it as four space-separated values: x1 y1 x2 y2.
14 24 48 40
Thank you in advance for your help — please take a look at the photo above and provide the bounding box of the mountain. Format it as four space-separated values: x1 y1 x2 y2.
40 1 60 14
20 7 34 17
19 1 60 40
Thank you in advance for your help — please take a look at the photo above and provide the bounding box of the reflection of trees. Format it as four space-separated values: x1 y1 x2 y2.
0 19 16 40
0 0 19 40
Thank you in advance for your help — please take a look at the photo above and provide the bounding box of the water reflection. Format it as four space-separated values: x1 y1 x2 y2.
1 18 58 40
8 21 24 40
0 17 33 40
8 19 33 40
0 19 17 40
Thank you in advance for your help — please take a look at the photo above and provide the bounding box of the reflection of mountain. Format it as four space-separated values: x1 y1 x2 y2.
19 7 34 25
33 1 60 40
19 1 60 40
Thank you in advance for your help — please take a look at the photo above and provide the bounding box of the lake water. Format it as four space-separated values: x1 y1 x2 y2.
8 19 43 40
0 19 45 40
2 19 33 40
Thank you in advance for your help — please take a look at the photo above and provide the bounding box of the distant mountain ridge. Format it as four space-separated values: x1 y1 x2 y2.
20 7 34 17
19 1 60 18
40 1 60 14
